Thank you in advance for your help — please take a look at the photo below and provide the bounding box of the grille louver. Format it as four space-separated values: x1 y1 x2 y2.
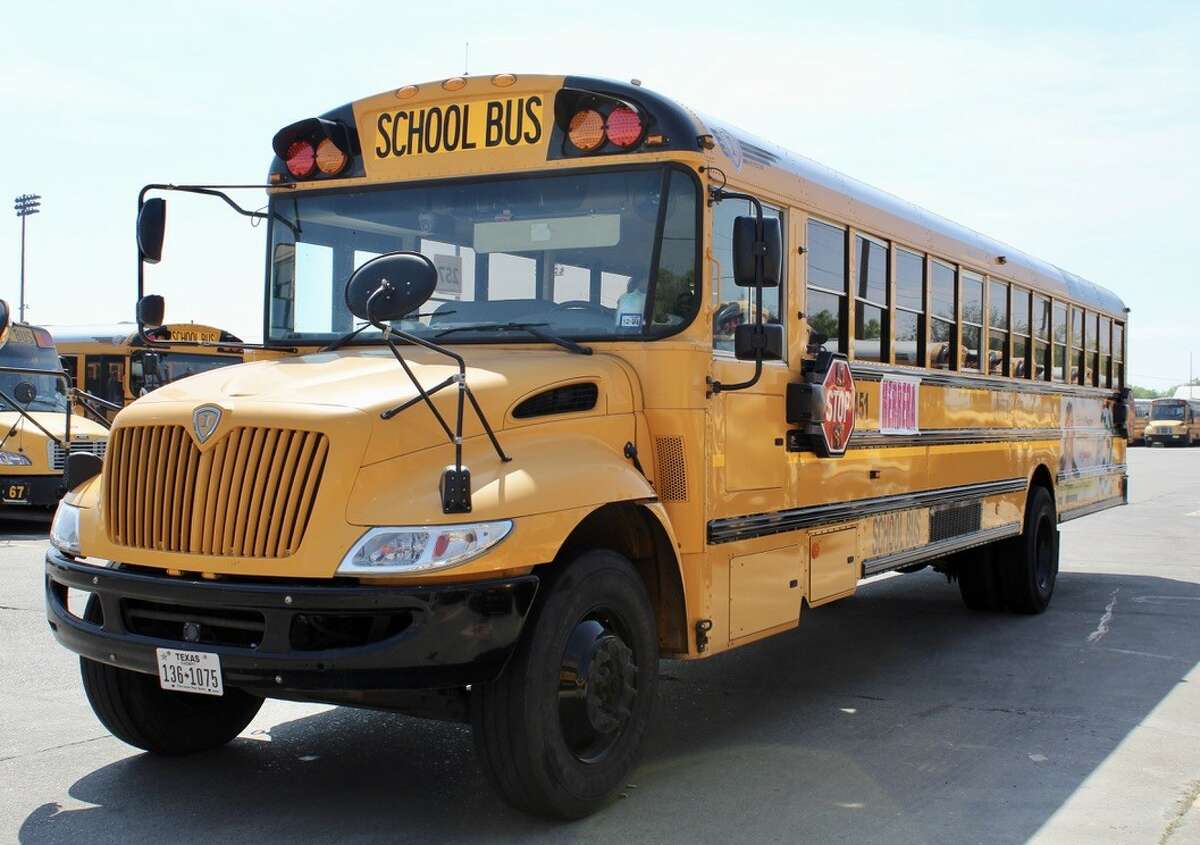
513 383 599 419
105 425 328 558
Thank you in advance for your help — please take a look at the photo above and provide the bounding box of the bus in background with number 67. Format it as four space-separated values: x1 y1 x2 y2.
0 307 109 515
44 74 1129 818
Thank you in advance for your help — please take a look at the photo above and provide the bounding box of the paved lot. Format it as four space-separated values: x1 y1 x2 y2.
2 447 1198 844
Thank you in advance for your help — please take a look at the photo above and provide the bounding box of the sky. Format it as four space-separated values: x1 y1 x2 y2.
2 0 1198 390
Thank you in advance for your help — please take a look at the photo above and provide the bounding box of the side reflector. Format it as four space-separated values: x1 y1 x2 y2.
568 109 605 152
606 105 643 147
285 140 316 177
315 138 348 175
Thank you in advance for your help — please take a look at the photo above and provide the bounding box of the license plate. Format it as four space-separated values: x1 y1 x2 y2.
2 482 29 504
156 648 223 696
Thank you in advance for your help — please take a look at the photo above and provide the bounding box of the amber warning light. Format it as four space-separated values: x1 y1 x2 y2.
557 90 650 156
273 117 357 181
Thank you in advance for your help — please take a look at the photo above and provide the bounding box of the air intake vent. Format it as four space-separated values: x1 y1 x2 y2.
929 502 982 543
654 436 688 502
513 383 598 419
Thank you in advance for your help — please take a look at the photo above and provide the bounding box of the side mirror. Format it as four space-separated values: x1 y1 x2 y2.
734 323 784 362
137 198 167 264
13 381 37 405
137 294 165 329
732 216 782 288
345 252 438 323
0 298 9 348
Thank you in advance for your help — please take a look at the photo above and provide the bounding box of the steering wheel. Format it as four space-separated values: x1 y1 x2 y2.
552 300 611 315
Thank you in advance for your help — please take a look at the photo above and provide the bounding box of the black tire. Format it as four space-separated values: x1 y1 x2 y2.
471 549 658 819
80 600 263 755
996 485 1059 614
956 544 1005 611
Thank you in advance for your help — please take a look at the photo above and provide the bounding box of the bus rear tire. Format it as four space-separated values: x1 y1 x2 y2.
470 549 658 819
956 545 1005 611
79 597 263 755
997 485 1059 614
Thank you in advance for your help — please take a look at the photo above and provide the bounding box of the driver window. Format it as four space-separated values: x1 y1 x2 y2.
712 199 783 354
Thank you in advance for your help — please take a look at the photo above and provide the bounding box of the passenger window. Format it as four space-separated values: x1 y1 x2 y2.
1052 302 1067 382
854 235 888 362
805 220 846 353
1033 295 1051 381
1113 322 1124 388
1011 288 1031 378
987 281 1008 376
713 199 782 354
1099 316 1112 388
1088 312 1100 386
895 248 924 366
930 261 956 370
960 271 983 371
1080 307 1089 386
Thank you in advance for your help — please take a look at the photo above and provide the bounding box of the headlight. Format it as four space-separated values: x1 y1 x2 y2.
0 450 31 466
337 520 512 575
50 502 81 556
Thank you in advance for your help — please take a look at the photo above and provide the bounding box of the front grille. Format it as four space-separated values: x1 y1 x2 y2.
49 438 107 471
105 425 329 558
123 598 266 648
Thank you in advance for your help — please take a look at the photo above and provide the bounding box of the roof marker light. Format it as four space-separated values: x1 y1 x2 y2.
491 73 517 87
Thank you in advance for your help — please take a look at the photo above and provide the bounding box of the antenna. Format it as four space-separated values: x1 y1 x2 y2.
464 41 469 76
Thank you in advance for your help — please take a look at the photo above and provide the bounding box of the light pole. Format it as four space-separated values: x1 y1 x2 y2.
14 193 41 323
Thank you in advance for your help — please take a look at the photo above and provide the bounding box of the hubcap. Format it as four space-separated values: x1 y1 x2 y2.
558 613 638 763
1034 515 1055 594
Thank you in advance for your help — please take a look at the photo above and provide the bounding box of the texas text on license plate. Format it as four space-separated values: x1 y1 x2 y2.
156 648 224 696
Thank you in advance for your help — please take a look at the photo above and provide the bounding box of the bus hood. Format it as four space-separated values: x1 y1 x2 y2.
131 346 636 463
0 410 108 442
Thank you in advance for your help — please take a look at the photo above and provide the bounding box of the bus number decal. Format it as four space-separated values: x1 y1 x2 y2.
880 375 920 435
374 97 544 159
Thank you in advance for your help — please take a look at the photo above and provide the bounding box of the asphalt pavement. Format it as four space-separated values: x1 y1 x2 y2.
2 447 1198 843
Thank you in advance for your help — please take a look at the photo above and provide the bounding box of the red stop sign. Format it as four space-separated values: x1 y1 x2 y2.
821 358 856 455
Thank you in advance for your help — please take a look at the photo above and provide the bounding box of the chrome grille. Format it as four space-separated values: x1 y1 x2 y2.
49 438 107 472
104 424 328 558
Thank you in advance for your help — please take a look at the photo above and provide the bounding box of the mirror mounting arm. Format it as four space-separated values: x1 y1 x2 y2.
708 188 769 395
365 283 511 514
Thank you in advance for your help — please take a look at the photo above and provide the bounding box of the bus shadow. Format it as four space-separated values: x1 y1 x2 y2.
18 569 1200 844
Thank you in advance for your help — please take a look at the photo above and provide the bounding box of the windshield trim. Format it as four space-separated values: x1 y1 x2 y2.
260 161 703 348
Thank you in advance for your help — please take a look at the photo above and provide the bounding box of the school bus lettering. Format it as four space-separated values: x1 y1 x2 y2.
374 96 543 159
48 74 1130 820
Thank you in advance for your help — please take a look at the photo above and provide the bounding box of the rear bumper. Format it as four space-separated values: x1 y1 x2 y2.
0 474 63 508
45 549 538 694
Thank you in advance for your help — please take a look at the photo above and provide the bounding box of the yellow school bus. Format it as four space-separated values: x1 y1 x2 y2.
1145 397 1199 446
45 74 1129 818
0 314 108 513
1129 398 1151 445
52 323 243 417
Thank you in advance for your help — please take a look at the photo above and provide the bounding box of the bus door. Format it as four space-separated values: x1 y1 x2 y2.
707 196 804 642
84 355 128 410
59 355 79 387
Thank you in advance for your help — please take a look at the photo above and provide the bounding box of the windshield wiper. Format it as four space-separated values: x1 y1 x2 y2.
320 310 458 352
434 322 593 355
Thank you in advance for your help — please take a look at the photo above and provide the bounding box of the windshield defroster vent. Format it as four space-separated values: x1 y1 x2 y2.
513 383 599 419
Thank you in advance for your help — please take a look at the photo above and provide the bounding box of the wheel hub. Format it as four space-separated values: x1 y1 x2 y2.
558 615 638 762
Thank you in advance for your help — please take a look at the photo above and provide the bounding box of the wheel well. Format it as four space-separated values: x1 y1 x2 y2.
1029 464 1056 515
547 502 687 655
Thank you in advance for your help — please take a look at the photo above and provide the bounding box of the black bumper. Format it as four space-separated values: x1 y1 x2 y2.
45 549 538 694
1147 434 1187 445
1 474 63 508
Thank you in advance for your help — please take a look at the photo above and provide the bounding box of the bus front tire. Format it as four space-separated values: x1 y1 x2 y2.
997 485 1059 614
471 549 659 819
80 656 263 755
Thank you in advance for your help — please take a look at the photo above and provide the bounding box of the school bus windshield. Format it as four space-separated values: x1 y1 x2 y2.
1151 402 1186 421
0 338 68 413
267 166 698 343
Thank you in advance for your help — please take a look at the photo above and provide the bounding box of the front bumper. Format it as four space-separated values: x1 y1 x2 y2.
1147 432 1188 444
45 549 538 694
0 474 63 508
